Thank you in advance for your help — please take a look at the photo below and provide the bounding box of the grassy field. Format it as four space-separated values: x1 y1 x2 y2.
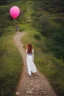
0 1 23 96
0 0 64 96
21 23 64 96
20 1 64 96
0 32 23 96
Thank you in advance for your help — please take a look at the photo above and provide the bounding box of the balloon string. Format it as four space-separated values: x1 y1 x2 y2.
14 19 16 26
14 19 17 31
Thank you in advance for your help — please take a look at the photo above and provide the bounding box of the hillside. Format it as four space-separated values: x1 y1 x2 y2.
0 0 64 96
0 1 23 96
32 0 64 59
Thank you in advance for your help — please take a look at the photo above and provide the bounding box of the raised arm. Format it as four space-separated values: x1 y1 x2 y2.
26 49 27 56
26 49 27 53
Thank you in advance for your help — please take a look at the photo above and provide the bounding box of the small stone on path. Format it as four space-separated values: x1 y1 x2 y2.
16 92 20 95
26 90 33 94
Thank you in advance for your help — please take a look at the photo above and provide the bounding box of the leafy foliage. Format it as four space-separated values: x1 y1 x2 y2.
34 0 64 13
0 0 20 4
31 0 64 59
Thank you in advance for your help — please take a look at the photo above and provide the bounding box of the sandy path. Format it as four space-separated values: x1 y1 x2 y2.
13 32 57 96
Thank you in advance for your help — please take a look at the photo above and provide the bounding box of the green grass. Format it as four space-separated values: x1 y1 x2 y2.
20 1 64 95
0 27 23 96
0 0 64 96
0 1 24 95
21 23 64 96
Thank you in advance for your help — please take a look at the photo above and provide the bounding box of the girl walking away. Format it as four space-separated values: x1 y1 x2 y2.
26 43 37 77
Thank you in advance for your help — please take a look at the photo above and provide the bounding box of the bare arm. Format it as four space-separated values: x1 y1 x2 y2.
26 49 27 53
26 49 27 56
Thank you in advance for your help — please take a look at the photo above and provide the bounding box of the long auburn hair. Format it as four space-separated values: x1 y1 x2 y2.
27 43 33 54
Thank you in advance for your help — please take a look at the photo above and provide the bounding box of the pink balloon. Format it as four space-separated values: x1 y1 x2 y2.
10 6 20 19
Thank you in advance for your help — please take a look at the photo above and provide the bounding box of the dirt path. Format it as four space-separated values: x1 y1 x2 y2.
13 32 57 96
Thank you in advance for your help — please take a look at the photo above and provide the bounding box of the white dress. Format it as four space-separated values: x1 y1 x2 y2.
26 49 37 75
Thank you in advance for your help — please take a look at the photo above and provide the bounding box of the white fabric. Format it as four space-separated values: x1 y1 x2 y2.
26 49 37 75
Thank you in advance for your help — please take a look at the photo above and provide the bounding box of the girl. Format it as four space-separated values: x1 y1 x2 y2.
26 43 37 76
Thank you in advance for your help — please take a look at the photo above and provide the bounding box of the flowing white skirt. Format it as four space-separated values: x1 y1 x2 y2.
26 54 37 75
